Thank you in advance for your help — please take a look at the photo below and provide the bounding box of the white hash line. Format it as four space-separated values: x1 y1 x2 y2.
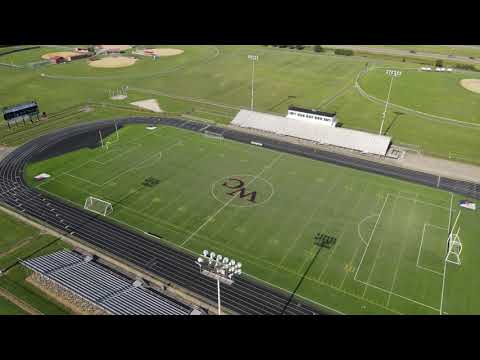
180 153 283 247
354 193 389 281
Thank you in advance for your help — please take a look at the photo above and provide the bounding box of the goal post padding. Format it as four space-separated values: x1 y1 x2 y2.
84 196 113 216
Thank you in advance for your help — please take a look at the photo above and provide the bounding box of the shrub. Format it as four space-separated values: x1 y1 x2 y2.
334 49 354 56
295 45 305 50
454 63 479 71
435 59 444 67
313 45 324 53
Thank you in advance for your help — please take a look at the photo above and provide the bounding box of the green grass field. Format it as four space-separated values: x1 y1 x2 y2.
0 209 72 315
1 45 480 163
375 45 480 59
0 296 26 315
24 124 480 314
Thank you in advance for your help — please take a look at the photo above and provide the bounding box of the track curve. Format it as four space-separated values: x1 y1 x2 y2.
1 116 478 315
0 117 325 315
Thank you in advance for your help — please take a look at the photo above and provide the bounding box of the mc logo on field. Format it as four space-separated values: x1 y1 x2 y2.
222 177 257 203
211 174 274 208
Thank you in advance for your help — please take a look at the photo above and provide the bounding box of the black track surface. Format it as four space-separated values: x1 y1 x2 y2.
1 117 478 315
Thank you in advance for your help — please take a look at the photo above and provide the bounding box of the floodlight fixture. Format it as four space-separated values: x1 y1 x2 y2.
196 249 243 315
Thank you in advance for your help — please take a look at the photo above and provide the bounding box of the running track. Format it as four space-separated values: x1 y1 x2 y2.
0 117 478 315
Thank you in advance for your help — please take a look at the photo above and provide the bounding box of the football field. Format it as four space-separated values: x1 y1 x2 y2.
25 124 480 314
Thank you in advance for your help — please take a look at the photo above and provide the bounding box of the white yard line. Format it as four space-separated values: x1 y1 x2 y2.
440 260 448 315
416 223 427 269
180 154 284 247
361 194 398 298
312 182 370 280
357 214 378 246
448 192 453 233
64 173 103 187
395 194 450 211
278 176 342 266
386 194 418 306
355 278 441 313
354 194 389 281
440 192 454 315
416 222 449 275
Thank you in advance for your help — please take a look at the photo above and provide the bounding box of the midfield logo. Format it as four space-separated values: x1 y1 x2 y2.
222 177 257 203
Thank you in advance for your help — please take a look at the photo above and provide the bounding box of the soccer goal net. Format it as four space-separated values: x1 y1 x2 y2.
84 196 113 216
446 211 462 265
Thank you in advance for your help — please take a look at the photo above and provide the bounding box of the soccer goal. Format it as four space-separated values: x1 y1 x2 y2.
84 196 113 216
446 211 462 265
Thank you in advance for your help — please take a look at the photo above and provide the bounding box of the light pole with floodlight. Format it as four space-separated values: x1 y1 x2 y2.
248 55 258 111
379 69 402 135
196 249 242 315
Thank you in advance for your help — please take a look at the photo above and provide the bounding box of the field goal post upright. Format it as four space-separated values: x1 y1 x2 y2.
446 211 462 265
84 196 113 216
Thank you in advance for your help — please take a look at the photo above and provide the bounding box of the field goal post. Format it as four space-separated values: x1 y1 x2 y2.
84 196 113 216
446 211 462 266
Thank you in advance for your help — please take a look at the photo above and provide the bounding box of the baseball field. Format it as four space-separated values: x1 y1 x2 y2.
1 45 480 315
24 124 480 314
1 45 479 163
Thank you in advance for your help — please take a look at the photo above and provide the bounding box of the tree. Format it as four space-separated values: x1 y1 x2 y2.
295 45 305 50
435 59 444 67
313 45 324 53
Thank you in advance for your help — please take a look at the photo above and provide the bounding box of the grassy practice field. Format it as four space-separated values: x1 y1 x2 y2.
0 209 72 315
25 124 480 314
1 45 480 163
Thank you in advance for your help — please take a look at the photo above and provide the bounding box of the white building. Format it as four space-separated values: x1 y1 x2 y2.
231 110 392 156
287 106 337 127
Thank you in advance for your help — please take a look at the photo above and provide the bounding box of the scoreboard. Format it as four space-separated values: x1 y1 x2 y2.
3 101 39 122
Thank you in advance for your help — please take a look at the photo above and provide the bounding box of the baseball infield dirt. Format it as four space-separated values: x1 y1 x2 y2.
135 48 184 57
41 51 81 60
460 79 480 94
130 99 163 112
99 45 131 51
88 56 137 68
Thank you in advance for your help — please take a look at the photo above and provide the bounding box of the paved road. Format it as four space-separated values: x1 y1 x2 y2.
326 45 480 65
0 117 478 315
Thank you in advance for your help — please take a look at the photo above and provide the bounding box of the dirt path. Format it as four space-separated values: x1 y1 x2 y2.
0 287 43 315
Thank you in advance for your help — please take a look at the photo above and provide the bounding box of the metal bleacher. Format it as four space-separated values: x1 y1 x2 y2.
22 250 193 315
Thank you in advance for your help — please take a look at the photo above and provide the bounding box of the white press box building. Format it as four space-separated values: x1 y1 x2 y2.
231 106 392 156
287 106 337 127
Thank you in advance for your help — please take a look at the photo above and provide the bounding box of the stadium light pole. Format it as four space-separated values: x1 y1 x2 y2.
248 55 259 110
379 69 402 135
196 250 242 315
